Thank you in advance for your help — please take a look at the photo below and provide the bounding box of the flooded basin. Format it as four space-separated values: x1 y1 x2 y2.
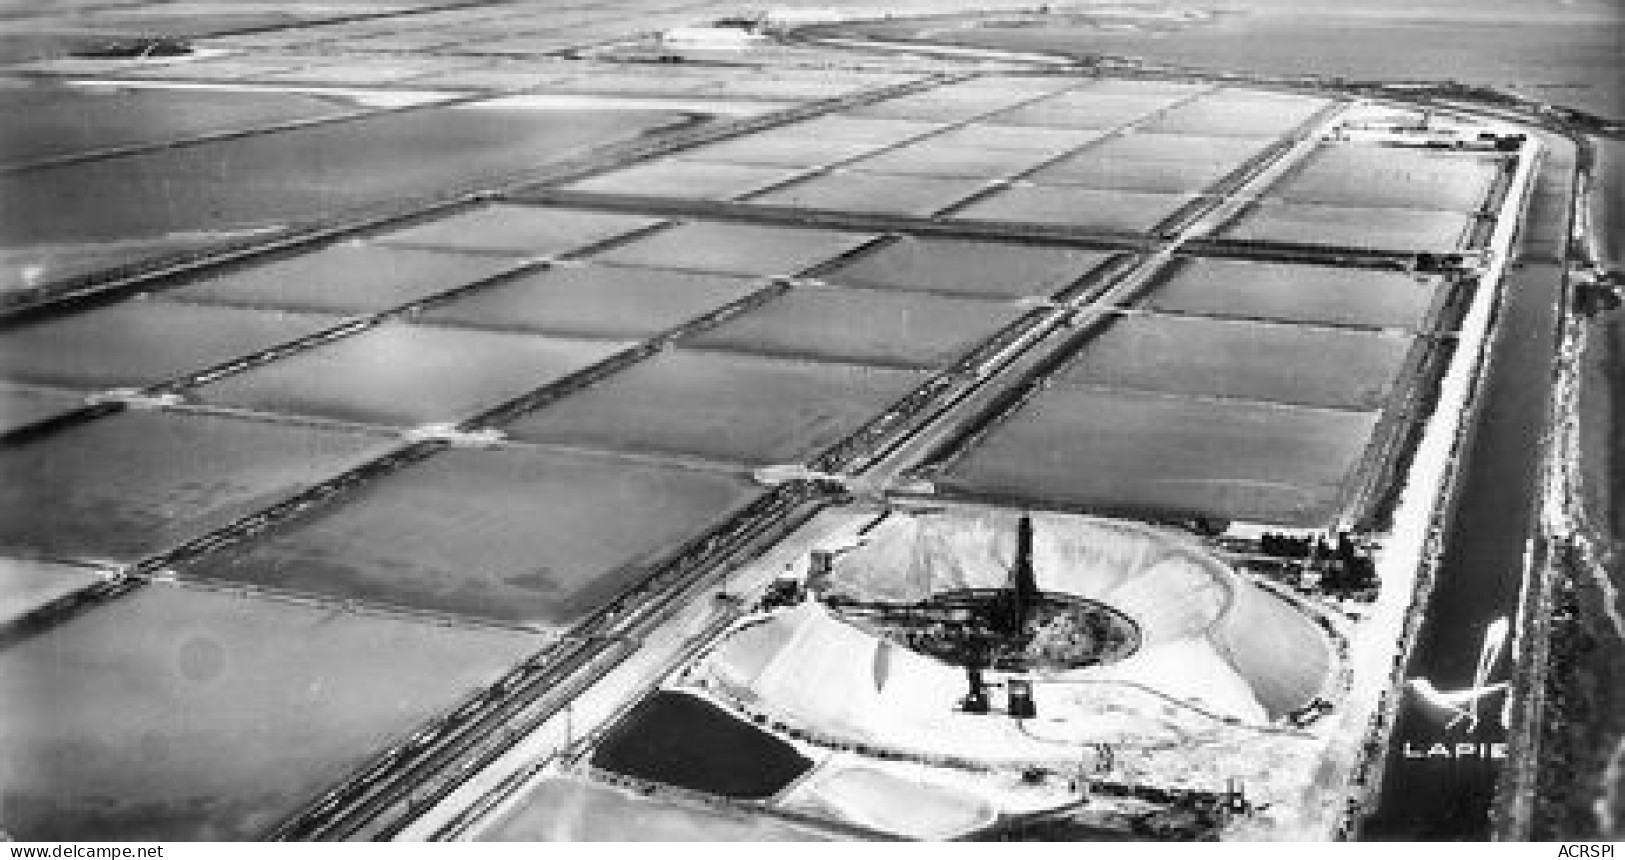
984 93 1180 129
949 186 1193 232
847 91 1038 122
0 409 387 564
933 385 1378 527
1030 155 1234 193
766 116 944 146
683 287 1026 369
0 558 107 624
0 101 696 288
0 84 366 167
749 172 987 218
1221 201 1476 251
418 263 764 339
565 160 800 201
840 142 1058 178
184 446 763 627
1134 257 1443 330
677 136 887 169
928 123 1105 154
1138 92 1326 138
504 348 925 466
0 580 539 840
1081 132 1277 167
590 691 811 799
369 203 660 256
0 300 341 391
191 322 632 427
1056 312 1415 410
821 237 1114 299
163 243 524 315
479 777 832 841
1268 144 1503 212
586 222 876 277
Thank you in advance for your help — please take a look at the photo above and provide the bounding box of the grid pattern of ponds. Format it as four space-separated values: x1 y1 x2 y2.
0 57 1501 839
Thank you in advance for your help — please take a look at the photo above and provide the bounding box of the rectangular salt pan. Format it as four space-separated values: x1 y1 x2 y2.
187 446 764 627
588 222 876 277
0 410 388 563
683 287 1026 369
937 386 1378 527
1029 156 1233 194
418 263 765 338
748 172 987 218
0 301 342 391
1057 312 1415 410
679 137 886 168
950 186 1193 233
370 204 661 255
845 143 1058 179
821 237 1113 299
1138 258 1441 330
504 348 926 465
192 322 633 427
0 581 539 840
565 160 802 201
1268 144 1502 212
1222 202 1477 252
164 244 523 315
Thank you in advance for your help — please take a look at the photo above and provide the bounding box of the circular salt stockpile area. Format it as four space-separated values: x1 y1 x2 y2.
827 512 1328 719
702 512 1330 752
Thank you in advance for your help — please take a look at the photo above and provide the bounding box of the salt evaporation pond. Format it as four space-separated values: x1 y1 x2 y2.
935 385 1378 527
163 243 524 315
1056 312 1414 410
419 263 764 339
1222 202 1476 252
0 101 696 289
1134 258 1443 330
839 142 1056 179
585 222 876 277
949 186 1193 233
0 409 388 563
0 580 539 840
0 300 341 391
368 204 660 256
749 171 987 218
821 237 1114 299
191 321 632 427
504 348 925 466
185 445 763 627
683 287 1027 370
0 84 370 167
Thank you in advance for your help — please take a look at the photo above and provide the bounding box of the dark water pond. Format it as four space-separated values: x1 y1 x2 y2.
590 690 810 799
